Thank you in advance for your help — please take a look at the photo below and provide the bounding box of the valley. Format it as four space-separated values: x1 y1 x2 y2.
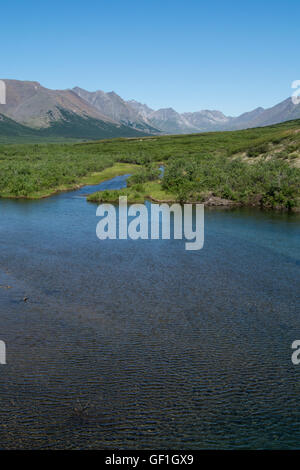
0 119 299 210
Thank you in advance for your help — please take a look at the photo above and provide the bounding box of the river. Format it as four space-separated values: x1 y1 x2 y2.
0 174 299 449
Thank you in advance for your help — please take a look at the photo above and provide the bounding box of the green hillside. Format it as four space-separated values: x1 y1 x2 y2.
0 114 45 143
38 109 150 140
0 110 147 144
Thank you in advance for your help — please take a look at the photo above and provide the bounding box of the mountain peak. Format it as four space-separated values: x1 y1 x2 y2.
1 79 300 137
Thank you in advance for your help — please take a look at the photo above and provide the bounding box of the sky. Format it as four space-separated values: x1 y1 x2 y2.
1 0 299 116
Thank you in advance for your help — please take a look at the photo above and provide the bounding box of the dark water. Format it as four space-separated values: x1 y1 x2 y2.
0 175 299 449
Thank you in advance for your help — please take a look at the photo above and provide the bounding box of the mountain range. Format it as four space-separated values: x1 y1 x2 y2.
0 79 300 141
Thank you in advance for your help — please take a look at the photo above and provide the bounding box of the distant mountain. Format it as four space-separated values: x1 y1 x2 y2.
1 79 300 141
145 108 200 134
228 107 265 127
182 110 232 132
0 113 38 139
73 87 160 134
126 100 154 120
1 79 115 127
0 110 150 143
0 79 149 141
236 98 300 128
125 97 300 134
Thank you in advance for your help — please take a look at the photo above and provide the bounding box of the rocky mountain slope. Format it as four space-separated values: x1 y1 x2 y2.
73 87 159 134
1 79 300 141
0 79 149 141
123 97 300 134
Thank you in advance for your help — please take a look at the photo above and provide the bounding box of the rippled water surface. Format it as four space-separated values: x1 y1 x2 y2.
0 175 299 449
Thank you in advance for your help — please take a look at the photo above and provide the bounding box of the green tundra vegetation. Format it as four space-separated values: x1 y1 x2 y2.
0 119 300 209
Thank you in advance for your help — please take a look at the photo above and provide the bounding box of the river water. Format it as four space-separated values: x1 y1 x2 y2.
0 175 299 449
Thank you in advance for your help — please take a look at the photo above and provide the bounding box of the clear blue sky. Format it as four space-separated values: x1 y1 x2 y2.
1 0 299 115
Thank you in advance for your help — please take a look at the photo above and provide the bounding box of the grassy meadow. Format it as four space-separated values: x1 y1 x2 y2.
1 119 300 209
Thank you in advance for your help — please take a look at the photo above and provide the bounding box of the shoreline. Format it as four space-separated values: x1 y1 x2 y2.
0 163 140 200
88 193 299 212
87 183 300 213
1 169 299 212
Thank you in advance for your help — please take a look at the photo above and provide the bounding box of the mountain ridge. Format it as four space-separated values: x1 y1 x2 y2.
1 79 300 141
0 79 150 141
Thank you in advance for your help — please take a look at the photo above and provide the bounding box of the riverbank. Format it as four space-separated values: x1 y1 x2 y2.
87 178 299 211
0 120 300 207
0 163 140 200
